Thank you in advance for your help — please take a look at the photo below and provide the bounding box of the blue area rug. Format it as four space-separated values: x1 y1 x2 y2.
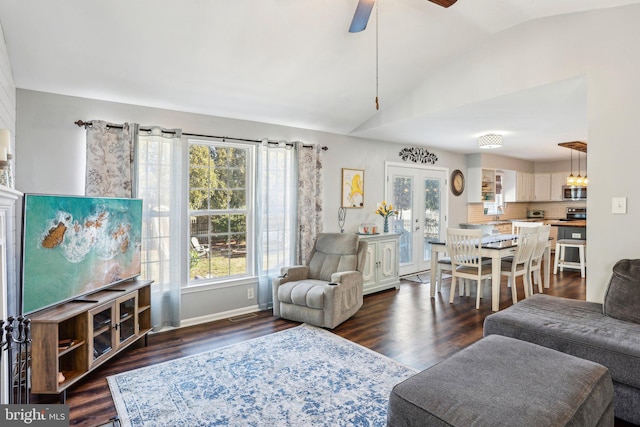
107 324 417 426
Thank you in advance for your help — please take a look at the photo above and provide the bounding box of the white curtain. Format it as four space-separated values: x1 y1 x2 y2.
296 143 323 265
85 120 136 197
135 126 183 330
256 140 296 309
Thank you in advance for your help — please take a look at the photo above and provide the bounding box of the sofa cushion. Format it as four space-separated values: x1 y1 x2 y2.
603 259 640 324
277 280 327 309
484 294 640 390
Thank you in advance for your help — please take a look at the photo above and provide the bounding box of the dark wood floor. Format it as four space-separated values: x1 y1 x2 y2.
32 268 621 426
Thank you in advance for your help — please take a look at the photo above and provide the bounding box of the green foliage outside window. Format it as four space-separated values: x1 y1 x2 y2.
189 143 249 281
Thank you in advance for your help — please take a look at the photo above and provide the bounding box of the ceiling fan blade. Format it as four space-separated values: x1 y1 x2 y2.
349 0 375 33
428 0 458 7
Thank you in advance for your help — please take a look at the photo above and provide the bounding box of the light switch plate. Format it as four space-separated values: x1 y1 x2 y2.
612 197 627 214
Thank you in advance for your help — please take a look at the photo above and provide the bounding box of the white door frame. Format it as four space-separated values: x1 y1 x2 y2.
384 161 449 276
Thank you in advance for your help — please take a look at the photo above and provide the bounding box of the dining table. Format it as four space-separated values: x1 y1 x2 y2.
429 233 551 312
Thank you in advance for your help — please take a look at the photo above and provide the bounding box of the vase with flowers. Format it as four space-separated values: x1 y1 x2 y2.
376 201 397 233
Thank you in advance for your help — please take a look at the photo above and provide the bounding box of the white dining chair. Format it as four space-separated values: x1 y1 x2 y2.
446 228 492 309
511 221 544 235
528 225 551 295
500 227 538 304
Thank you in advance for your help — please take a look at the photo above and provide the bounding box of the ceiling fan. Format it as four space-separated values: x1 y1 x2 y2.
349 0 458 33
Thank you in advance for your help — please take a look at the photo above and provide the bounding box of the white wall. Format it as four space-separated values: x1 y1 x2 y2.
15 89 468 322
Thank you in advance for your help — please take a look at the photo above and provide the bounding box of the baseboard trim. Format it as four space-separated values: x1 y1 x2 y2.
179 305 262 328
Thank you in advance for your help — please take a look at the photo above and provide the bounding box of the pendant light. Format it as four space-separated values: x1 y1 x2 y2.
566 149 575 186
583 151 588 186
575 150 583 186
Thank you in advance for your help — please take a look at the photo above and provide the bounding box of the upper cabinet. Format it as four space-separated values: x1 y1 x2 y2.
533 172 568 201
516 172 535 201
550 172 567 201
467 168 496 202
534 173 551 201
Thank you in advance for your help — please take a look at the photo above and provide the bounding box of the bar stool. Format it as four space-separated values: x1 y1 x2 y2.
554 239 586 278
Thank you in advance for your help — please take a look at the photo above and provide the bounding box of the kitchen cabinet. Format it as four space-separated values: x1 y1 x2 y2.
534 173 551 201
557 226 586 262
502 171 517 202
467 168 496 202
545 221 559 248
360 233 400 294
494 223 512 234
550 172 567 201
516 172 535 201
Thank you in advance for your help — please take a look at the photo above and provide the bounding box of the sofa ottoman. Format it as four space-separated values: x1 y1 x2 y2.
387 335 613 427
484 293 640 424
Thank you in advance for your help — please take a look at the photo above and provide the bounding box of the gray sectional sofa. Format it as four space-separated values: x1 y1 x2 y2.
484 259 640 425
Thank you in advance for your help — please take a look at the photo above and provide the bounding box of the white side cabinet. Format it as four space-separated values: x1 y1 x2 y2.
359 233 400 295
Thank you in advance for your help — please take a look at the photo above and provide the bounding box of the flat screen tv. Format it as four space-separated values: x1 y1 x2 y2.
21 194 143 315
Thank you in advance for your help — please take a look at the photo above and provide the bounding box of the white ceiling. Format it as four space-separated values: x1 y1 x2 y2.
1 0 639 161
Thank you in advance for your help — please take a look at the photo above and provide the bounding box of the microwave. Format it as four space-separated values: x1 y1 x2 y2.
562 186 587 201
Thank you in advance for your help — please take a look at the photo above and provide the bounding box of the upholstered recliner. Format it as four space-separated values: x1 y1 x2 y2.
272 233 367 329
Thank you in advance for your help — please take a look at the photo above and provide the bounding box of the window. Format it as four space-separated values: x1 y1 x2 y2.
188 140 254 283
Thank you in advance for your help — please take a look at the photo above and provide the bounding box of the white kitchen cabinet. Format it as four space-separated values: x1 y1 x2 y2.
534 173 551 201
359 233 400 295
516 172 535 201
550 172 567 201
502 170 517 202
467 167 496 203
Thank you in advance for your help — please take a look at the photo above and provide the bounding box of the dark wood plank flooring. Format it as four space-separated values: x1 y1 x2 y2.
31 269 630 426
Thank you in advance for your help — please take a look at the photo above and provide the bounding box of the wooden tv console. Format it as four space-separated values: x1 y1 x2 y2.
29 279 153 401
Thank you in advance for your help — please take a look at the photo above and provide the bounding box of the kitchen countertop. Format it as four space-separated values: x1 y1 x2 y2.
545 219 586 227
461 218 586 227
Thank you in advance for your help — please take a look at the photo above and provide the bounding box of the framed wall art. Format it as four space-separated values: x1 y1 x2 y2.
341 168 364 208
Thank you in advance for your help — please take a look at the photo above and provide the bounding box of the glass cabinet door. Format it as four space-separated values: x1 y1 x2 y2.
90 305 114 363
117 293 138 345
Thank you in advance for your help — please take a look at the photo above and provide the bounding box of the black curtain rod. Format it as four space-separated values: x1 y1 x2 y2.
74 120 328 150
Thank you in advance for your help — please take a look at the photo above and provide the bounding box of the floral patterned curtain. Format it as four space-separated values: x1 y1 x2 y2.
296 143 323 265
85 120 136 197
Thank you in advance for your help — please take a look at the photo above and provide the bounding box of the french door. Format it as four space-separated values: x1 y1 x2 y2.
385 163 448 276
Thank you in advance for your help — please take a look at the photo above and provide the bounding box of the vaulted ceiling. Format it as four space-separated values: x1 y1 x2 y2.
1 0 639 160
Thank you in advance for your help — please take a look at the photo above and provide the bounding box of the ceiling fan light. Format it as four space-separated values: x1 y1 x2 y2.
478 134 502 149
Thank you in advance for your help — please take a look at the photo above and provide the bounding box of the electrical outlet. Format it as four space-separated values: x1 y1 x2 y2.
247 288 254 300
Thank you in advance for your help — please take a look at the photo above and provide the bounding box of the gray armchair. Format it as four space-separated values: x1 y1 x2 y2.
272 233 368 329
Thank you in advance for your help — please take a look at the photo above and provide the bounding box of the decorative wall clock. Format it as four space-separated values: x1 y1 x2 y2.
450 169 465 196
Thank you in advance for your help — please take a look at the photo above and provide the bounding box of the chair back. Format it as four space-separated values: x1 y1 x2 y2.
513 227 538 265
446 228 483 269
191 237 201 250
512 221 544 235
531 225 551 263
308 233 365 281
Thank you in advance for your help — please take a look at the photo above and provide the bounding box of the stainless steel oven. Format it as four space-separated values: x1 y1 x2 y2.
562 186 587 201
566 207 586 220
